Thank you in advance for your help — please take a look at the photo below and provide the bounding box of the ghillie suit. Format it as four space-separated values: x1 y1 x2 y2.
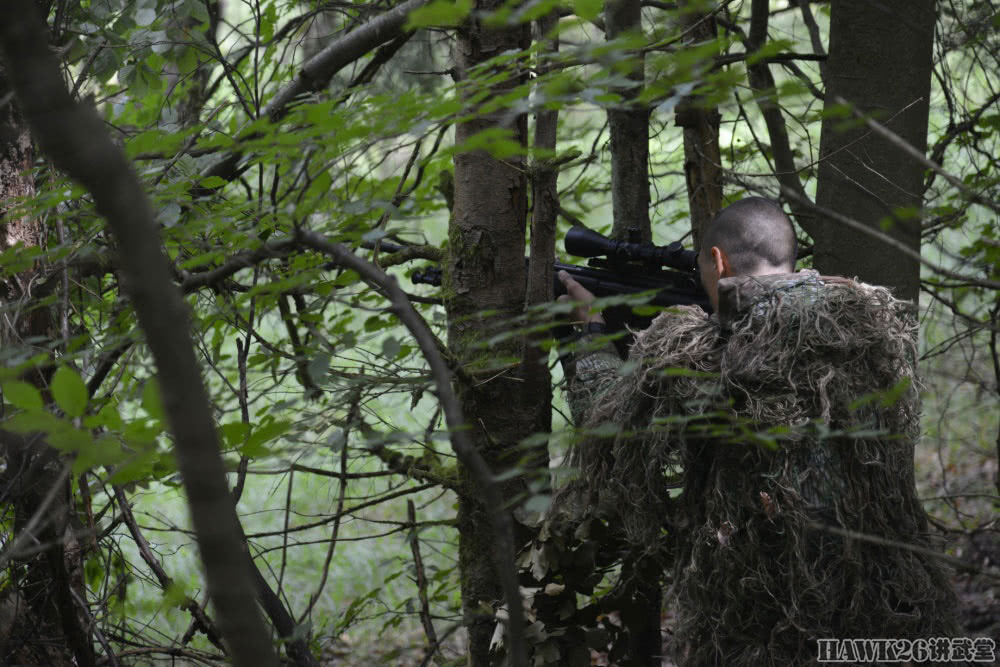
541 271 959 666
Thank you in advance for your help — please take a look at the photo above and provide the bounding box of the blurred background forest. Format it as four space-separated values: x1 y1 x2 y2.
0 0 997 665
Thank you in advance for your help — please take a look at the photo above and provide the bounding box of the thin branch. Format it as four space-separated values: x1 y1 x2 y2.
299 391 359 622
408 499 440 661
742 0 819 240
991 298 1000 495
837 95 1000 216
69 587 122 667
0 463 71 568
793 0 826 78
296 229 528 666
245 482 438 539
200 0 431 186
781 187 1000 290
371 444 460 490
112 486 227 653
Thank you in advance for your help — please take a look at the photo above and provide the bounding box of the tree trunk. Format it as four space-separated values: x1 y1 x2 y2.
526 12 559 466
674 3 723 249
813 0 936 302
447 3 540 663
606 0 651 242
603 2 661 663
0 61 94 667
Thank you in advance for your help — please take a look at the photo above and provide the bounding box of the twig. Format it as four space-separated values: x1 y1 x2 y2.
299 390 359 622
418 622 463 667
296 230 528 667
743 0 818 240
780 187 1000 290
245 482 438 539
408 500 440 662
276 467 295 603
991 298 1000 496
112 486 227 653
838 95 1000 216
371 445 460 490
793 0 826 78
95 646 222 666
231 265 260 504
69 587 122 667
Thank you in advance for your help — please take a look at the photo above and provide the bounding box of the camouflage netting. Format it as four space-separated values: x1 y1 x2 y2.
552 272 959 665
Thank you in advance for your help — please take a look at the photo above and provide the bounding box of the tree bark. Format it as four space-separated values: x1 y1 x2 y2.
674 3 723 250
604 3 661 664
606 0 651 242
0 4 278 665
0 55 94 667
813 0 936 301
447 2 538 663
525 12 559 471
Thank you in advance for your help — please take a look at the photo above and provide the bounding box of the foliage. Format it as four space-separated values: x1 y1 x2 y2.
0 0 997 664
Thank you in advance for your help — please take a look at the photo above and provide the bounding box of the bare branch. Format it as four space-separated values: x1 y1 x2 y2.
112 486 227 653
201 0 430 185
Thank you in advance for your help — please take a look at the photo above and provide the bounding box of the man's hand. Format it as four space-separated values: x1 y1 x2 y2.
558 270 605 326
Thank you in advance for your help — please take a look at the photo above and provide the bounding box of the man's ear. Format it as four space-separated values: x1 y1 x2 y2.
710 246 731 277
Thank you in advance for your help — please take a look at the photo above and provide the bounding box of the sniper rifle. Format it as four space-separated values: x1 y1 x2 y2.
402 227 710 353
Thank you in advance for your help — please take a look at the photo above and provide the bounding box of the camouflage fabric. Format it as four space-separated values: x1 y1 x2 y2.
551 271 959 666
564 336 622 426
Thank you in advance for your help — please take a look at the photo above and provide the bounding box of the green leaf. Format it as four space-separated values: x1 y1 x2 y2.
52 366 88 418
142 379 165 421
73 436 122 474
198 175 227 189
158 201 182 227
3 380 43 412
244 420 291 457
84 401 124 430
163 580 190 608
135 8 156 26
574 0 603 21
405 0 472 29
5 411 64 435
261 2 278 41
186 0 210 22
307 353 330 384
381 337 401 360
108 447 161 485
220 421 251 448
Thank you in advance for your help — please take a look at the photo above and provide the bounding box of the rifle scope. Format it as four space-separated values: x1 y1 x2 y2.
565 226 698 272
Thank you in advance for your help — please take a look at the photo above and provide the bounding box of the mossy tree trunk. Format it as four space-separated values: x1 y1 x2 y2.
446 3 547 663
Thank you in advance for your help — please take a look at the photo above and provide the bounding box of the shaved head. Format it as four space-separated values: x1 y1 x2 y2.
699 197 797 274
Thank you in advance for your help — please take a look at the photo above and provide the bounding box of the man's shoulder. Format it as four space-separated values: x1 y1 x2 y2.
718 270 914 327
629 305 721 367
